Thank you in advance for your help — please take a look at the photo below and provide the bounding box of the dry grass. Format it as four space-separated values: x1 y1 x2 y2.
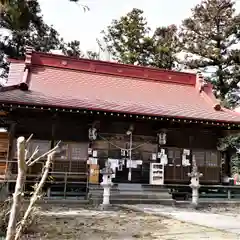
0 199 40 238
15 204 240 240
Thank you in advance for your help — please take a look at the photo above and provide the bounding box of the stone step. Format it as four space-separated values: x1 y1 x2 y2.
90 198 174 205
89 193 171 200
88 184 168 192
89 192 170 198
88 187 169 193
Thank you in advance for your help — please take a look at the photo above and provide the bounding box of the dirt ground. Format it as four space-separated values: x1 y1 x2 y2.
201 204 240 216
20 204 240 240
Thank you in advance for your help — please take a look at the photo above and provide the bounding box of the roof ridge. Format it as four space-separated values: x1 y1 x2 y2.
27 49 196 86
32 50 196 76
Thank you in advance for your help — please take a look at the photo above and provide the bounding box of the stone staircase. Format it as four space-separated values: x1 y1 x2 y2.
88 183 173 205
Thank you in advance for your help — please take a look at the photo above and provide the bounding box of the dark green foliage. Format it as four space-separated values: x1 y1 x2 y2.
180 0 240 107
219 135 240 174
0 0 63 78
218 135 240 152
60 40 84 58
180 0 240 170
0 0 92 78
150 25 181 69
0 0 50 58
86 50 100 60
101 8 180 69
102 8 151 65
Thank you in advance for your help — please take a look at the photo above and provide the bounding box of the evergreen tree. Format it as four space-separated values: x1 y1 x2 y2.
86 50 100 60
0 0 62 76
180 0 240 107
101 8 180 69
60 40 84 58
0 0 89 78
150 25 181 70
102 8 151 65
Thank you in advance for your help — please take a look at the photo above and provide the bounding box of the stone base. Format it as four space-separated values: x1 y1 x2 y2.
190 202 200 210
99 204 113 211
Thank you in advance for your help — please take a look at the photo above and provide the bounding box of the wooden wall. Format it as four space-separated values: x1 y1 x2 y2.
7 110 223 184
0 132 9 180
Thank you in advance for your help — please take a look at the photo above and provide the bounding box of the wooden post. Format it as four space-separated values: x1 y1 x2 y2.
3 123 17 198
48 114 56 197
50 115 57 149
6 123 16 171
6 137 26 240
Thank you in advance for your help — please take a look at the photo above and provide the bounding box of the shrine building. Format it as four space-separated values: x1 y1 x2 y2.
0 48 240 199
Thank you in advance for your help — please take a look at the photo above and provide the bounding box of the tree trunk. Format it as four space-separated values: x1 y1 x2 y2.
14 152 55 240
6 137 26 240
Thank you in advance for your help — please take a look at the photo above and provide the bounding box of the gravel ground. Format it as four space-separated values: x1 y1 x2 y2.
21 204 240 240
201 205 240 216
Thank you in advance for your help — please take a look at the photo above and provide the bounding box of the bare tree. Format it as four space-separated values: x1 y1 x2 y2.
5 135 60 240
6 137 26 240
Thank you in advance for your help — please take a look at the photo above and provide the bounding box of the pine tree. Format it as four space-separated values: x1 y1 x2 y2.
60 40 84 58
150 25 181 70
180 0 240 107
0 0 89 78
0 0 62 76
101 8 180 69
101 8 151 65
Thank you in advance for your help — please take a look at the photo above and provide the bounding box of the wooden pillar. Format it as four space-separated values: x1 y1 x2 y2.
47 114 57 198
50 114 57 149
2 122 16 198
6 122 16 172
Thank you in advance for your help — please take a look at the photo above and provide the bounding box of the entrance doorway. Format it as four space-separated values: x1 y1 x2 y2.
112 160 150 184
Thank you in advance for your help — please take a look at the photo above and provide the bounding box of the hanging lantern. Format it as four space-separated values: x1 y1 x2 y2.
158 131 167 145
88 127 97 141
126 124 134 135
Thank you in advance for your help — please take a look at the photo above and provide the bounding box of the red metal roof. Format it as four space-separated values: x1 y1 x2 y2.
1 49 240 123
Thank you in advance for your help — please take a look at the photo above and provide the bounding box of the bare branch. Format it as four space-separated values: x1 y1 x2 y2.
27 141 61 167
26 134 33 144
24 134 34 159
26 146 39 165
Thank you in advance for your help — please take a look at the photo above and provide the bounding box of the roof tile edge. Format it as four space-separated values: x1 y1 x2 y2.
30 51 197 86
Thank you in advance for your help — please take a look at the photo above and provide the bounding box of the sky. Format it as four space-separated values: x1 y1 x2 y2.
38 0 240 55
